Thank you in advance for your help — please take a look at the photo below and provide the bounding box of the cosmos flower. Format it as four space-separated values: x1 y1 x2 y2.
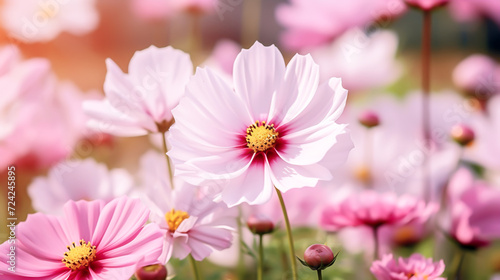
168 41 353 206
1 0 99 42
371 253 445 280
83 45 193 136
28 158 134 215
0 197 164 279
275 0 406 51
138 151 236 261
452 54 500 98
320 191 436 231
446 168 500 248
0 46 95 170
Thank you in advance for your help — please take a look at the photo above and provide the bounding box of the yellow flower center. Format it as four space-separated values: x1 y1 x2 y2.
246 121 279 153
407 273 428 280
61 240 96 271
354 166 372 184
165 209 190 232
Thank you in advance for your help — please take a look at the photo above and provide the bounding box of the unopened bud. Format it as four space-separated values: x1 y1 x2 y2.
247 214 274 235
297 244 338 271
450 124 475 146
358 110 380 128
135 264 167 280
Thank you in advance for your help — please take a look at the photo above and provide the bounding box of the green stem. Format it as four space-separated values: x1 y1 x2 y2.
161 132 175 189
449 250 465 280
276 187 298 280
188 254 201 280
317 269 323 280
373 226 379 260
258 234 264 280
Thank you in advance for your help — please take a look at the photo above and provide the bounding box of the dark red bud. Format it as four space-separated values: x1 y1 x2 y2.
247 214 274 235
135 264 167 280
304 244 335 270
358 110 380 128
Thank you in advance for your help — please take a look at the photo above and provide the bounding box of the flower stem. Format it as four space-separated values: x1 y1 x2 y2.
188 254 201 280
317 269 323 280
161 132 175 189
449 249 465 280
257 234 264 280
421 9 432 202
373 226 380 260
275 187 298 280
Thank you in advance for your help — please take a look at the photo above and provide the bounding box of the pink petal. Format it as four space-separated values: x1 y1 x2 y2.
91 198 149 251
269 53 319 125
221 153 274 206
233 42 286 120
282 78 348 132
277 122 346 165
268 155 331 193
62 200 105 243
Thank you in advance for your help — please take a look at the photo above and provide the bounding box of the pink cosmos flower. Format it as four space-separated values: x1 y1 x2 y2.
446 168 500 248
138 151 236 261
452 54 500 98
0 47 94 170
371 253 446 280
310 28 402 93
1 0 99 42
0 197 164 279
320 191 436 231
83 45 193 136
168 42 353 206
28 158 134 215
276 0 406 51
405 0 449 10
449 0 500 25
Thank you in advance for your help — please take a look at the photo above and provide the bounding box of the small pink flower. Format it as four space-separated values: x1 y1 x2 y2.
447 168 500 248
203 39 241 77
276 0 407 51
138 151 236 261
83 45 193 136
0 197 164 279
452 54 499 97
0 47 95 170
1 0 99 42
320 191 436 231
371 253 445 280
168 41 353 206
405 0 449 10
28 158 134 215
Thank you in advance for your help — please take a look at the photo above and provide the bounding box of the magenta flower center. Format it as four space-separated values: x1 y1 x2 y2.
165 209 190 232
245 121 279 153
62 239 97 271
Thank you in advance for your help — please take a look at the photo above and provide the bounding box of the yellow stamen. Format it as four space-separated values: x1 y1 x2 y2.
245 121 279 153
61 239 96 271
165 209 190 232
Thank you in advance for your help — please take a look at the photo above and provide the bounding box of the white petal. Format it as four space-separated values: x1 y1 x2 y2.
233 42 286 120
269 156 331 193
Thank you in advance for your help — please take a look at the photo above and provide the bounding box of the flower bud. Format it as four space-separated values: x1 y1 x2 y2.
299 244 337 270
135 264 167 280
450 124 475 146
358 110 380 128
247 214 274 235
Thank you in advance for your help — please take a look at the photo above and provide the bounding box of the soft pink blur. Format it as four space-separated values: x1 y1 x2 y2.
371 253 445 280
446 168 500 248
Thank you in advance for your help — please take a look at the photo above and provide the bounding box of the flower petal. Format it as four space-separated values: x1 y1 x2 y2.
221 153 274 206
233 42 286 120
269 156 331 193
